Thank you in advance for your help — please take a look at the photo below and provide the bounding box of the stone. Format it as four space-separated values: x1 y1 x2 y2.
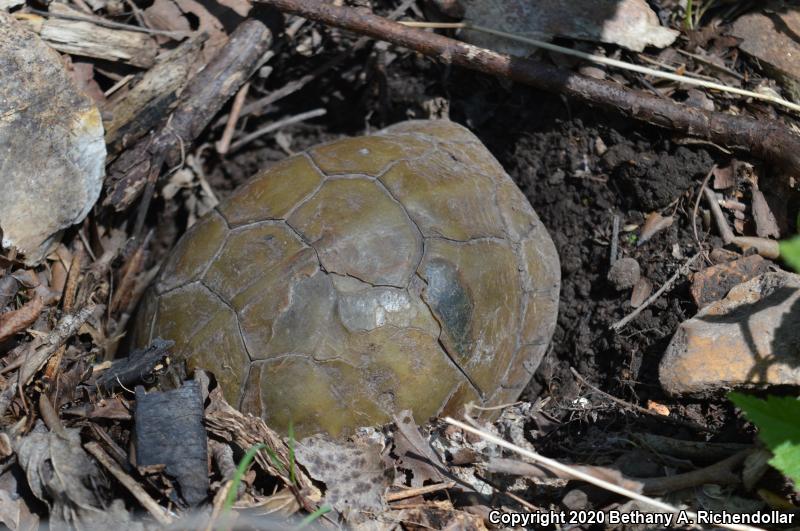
660 271 800 394
607 257 640 291
732 8 800 102
690 254 770 309
0 13 105 265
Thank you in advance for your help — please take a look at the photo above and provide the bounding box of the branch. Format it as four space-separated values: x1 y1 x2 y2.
104 19 273 212
259 0 800 173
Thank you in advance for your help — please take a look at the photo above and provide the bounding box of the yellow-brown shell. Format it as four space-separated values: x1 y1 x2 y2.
134 119 560 437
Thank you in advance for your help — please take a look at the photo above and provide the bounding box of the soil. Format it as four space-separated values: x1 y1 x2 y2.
198 41 749 457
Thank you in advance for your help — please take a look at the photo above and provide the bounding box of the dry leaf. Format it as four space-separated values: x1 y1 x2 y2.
65 60 106 106
638 211 673 246
460 0 678 55
144 0 250 61
751 189 780 239
15 424 143 530
397 506 488 531
630 276 652 308
294 434 390 515
712 164 734 190
0 295 44 343
393 410 447 487
0 468 39 531
646 400 669 416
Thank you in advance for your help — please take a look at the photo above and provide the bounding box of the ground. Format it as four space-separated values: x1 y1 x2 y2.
2 0 799 527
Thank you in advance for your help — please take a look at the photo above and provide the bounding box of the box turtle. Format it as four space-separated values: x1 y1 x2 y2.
134 119 560 437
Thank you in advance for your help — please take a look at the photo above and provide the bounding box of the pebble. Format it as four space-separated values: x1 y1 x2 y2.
660 271 800 394
690 254 770 308
607 257 641 291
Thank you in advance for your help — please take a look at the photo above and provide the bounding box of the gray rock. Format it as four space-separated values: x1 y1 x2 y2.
607 257 641 291
0 13 105 265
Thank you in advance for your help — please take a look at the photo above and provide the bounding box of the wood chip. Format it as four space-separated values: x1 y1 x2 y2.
16 4 158 68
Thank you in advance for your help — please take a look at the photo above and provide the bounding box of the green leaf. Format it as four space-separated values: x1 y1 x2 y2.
779 236 800 272
729 393 800 488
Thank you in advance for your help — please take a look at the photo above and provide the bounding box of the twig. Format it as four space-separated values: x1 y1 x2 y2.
403 21 800 115
258 0 800 173
0 304 99 418
692 165 716 249
641 450 752 495
675 48 745 81
610 215 619 267
104 19 273 211
703 185 735 244
444 416 764 531
228 108 327 152
610 252 701 331
702 186 780 258
85 442 174 526
223 0 418 126
386 481 456 502
216 82 251 155
43 242 84 383
570 367 710 433
23 7 187 38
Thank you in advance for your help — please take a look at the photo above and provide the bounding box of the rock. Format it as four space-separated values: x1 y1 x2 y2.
690 254 771 308
0 13 105 265
630 276 652 307
732 9 800 102
459 0 678 56
660 271 800 394
607 257 640 291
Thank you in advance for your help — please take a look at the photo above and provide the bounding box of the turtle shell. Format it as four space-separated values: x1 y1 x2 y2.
134 119 560 437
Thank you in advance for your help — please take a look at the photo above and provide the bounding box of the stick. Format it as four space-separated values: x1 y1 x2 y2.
104 19 273 212
386 481 456 502
216 82 251 155
258 0 800 173
610 252 701 331
228 108 327 152
0 303 99 417
570 367 710 433
85 442 174 526
444 417 764 531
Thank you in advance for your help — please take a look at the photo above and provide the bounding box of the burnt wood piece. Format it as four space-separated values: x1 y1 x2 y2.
96 338 174 394
135 380 208 506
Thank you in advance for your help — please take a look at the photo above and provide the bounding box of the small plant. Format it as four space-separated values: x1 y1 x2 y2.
729 393 800 488
725 237 800 491
223 443 266 512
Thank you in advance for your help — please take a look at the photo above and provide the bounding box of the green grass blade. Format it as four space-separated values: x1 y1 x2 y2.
223 443 266 512
296 505 331 529
288 421 296 486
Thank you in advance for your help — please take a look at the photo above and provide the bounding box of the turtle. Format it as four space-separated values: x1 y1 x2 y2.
133 119 560 437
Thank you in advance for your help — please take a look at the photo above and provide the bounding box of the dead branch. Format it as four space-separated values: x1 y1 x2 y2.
259 0 800 173
0 303 100 418
640 450 753 495
104 19 273 213
570 367 711 433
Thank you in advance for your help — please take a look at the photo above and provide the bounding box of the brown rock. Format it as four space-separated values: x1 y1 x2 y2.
690 254 770 308
732 8 800 101
660 271 800 394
